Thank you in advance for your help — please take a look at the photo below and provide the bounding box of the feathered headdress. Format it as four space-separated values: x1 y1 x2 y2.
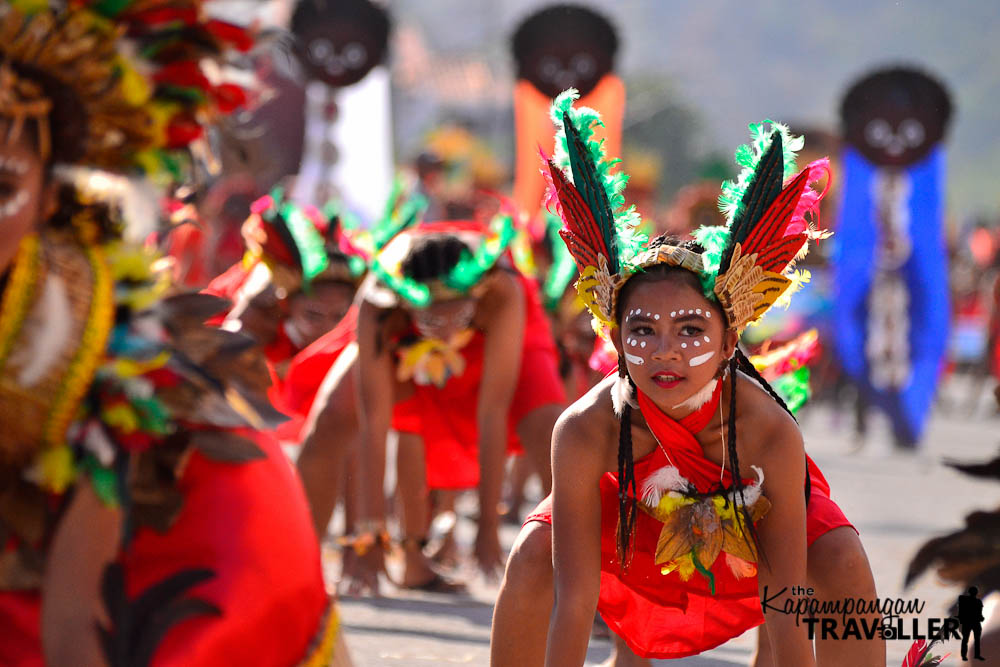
368 214 516 309
241 189 367 295
0 0 254 176
364 180 516 309
546 90 831 336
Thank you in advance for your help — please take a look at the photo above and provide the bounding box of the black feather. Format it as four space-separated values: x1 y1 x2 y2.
562 112 619 274
719 131 785 275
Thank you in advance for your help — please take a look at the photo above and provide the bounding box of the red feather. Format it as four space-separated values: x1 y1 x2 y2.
546 160 610 265
755 233 807 273
901 639 947 667
558 230 599 273
741 169 811 260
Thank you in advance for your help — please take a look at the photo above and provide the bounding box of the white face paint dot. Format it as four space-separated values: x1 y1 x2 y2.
670 311 676 318
694 340 701 347
640 341 646 348
704 336 710 342
653 314 660 320
706 311 711 318
681 343 687 349
646 312 652 317
696 309 702 314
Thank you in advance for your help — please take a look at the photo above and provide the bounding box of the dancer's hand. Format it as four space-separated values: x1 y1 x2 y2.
474 525 504 581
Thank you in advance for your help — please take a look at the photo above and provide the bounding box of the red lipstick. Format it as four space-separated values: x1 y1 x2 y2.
652 371 684 389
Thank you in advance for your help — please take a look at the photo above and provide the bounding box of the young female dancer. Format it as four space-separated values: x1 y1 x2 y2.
296 215 566 591
490 93 883 666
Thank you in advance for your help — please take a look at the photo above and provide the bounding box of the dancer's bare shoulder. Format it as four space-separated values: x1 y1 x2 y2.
552 375 621 473
734 371 804 467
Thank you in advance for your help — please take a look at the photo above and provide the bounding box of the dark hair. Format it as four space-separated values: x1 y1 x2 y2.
399 234 470 283
611 235 796 566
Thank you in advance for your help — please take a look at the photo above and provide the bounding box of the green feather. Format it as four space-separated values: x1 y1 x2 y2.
718 120 804 225
772 366 812 414
280 202 329 286
550 90 647 274
542 213 578 311
445 214 515 292
371 178 427 251
692 225 732 297
81 455 120 507
690 549 716 596
370 260 431 308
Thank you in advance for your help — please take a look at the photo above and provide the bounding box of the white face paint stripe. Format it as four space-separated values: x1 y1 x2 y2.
624 352 645 365
689 350 716 367
0 157 29 176
0 190 28 219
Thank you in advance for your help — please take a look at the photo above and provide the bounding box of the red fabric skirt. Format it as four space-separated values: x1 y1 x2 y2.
123 429 329 666
0 430 328 666
391 274 565 489
525 453 855 659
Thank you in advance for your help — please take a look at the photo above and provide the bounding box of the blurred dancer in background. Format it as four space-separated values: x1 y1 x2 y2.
0 3 349 664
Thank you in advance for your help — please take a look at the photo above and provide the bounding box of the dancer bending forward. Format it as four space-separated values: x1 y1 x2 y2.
490 93 883 667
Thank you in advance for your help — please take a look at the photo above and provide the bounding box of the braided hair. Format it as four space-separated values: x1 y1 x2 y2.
615 360 639 565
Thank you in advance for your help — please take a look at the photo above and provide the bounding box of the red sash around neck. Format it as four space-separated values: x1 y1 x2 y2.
635 380 744 494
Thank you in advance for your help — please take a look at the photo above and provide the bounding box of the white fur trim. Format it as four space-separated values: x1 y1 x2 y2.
640 465 689 505
739 465 765 505
671 378 719 412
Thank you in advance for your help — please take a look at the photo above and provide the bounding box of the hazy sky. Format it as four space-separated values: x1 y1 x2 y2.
399 0 1000 220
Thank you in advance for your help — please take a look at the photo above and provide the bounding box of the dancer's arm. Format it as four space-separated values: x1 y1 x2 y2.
546 408 605 666
355 300 397 526
42 477 121 667
476 271 525 574
756 417 816 666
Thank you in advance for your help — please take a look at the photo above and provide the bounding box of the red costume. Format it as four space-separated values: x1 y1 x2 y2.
527 383 854 659
392 272 565 489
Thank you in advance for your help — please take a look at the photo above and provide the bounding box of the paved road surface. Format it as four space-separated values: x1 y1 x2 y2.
330 399 1000 666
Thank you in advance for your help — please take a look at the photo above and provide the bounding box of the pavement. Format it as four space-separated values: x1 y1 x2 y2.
329 390 1000 666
